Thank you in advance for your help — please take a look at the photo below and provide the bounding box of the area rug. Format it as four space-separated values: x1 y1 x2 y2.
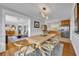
54 43 64 56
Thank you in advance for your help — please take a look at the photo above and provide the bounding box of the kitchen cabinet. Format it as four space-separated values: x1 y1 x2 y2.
61 19 70 26
60 19 70 38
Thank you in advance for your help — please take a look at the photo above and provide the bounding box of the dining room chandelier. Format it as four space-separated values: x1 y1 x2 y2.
39 4 50 19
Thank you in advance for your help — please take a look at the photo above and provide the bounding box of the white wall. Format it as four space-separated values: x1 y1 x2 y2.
5 14 29 36
0 7 6 52
2 6 45 37
30 17 45 36
70 4 79 56
45 20 60 31
3 8 46 37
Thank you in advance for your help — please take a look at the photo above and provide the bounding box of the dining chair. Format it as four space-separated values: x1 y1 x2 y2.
14 43 35 56
14 46 28 56
37 41 55 56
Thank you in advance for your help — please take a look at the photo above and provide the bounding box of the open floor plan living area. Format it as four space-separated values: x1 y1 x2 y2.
0 3 79 56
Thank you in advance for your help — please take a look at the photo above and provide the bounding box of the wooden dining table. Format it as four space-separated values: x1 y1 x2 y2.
14 32 60 50
27 34 59 45
11 32 60 56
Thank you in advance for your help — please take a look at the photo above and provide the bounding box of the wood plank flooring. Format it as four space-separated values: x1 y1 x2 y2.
60 38 76 56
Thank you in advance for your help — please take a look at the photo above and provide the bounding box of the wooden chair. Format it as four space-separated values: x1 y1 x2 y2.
14 44 35 56
36 41 55 56
42 35 60 56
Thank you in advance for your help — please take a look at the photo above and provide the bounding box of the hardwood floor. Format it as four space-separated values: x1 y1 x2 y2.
60 38 76 56
0 40 18 56
0 38 76 56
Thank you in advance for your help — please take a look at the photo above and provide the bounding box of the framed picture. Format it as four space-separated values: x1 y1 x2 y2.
34 21 40 28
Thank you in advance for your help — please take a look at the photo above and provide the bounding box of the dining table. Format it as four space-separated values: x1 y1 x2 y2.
13 32 60 56
27 33 59 46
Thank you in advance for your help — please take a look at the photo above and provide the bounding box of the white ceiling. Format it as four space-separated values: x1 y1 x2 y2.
0 3 74 21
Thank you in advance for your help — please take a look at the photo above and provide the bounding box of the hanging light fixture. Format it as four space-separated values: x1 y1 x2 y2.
39 4 50 19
